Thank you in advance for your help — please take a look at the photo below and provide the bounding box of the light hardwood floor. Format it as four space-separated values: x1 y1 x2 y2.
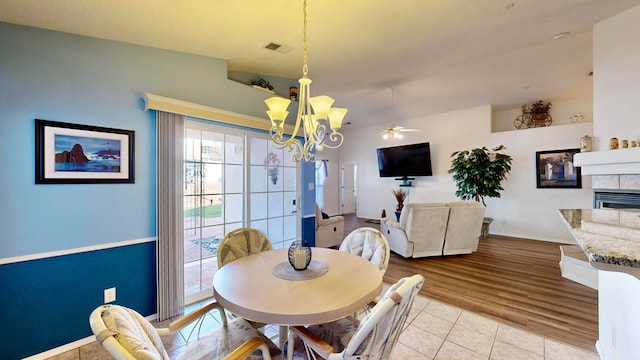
345 213 598 352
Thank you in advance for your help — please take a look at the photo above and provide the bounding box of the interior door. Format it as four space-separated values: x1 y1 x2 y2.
341 162 356 214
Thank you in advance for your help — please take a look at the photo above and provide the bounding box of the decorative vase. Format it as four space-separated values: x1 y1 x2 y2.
270 174 278 185
610 137 619 150
580 135 592 152
288 240 312 271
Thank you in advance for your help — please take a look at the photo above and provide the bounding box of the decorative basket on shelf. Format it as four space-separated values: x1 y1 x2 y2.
514 100 553 129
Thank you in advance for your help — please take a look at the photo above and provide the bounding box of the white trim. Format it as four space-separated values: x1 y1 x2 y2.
0 237 156 266
144 93 300 136
23 336 96 360
574 147 640 175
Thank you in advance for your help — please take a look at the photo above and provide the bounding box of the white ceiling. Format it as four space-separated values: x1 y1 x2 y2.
2 0 639 128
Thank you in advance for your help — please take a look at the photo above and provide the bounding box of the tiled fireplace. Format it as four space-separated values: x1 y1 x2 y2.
574 148 640 204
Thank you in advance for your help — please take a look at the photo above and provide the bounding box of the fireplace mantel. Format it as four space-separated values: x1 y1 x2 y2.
574 148 640 175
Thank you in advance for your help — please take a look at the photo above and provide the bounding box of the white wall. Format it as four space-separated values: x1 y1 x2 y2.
592 5 640 360
593 5 640 152
338 104 593 244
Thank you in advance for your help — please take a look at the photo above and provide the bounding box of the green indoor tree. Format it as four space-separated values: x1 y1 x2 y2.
448 145 513 206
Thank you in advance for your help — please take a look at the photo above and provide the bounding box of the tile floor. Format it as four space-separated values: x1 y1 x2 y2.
48 286 600 360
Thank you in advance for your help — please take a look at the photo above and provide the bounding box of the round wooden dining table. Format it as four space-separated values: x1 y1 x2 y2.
213 247 383 347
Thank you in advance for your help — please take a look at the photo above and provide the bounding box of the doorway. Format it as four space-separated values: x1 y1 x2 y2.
341 162 357 214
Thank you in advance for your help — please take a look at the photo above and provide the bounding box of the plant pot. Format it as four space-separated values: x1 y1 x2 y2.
481 217 493 238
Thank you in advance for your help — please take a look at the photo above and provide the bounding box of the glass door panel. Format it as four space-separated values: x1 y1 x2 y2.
184 121 299 303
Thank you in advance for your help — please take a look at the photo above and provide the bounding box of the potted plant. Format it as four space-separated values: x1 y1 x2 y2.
448 145 513 237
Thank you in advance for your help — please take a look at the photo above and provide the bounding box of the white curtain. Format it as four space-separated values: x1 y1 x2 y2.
156 111 185 321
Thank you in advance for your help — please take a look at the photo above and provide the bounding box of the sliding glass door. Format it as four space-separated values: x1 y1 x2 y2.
183 120 299 302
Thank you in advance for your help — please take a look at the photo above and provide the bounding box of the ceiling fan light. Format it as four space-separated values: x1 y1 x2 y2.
382 133 389 140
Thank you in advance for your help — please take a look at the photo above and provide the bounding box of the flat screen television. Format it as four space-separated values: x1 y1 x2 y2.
376 142 433 178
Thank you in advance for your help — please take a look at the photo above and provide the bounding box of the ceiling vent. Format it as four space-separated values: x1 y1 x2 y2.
264 42 293 54
265 42 281 51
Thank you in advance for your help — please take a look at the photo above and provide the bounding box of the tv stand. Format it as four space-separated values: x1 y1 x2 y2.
395 177 415 187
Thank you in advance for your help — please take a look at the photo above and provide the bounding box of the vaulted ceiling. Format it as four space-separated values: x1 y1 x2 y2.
2 0 639 128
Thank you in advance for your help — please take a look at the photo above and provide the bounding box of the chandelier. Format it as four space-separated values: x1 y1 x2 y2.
264 0 347 162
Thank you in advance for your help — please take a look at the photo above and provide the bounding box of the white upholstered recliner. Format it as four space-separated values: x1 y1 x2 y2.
381 203 450 258
380 201 485 258
443 201 486 255
315 204 345 248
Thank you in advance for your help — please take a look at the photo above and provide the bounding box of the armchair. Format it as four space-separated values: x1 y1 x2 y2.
315 204 344 248
443 201 486 255
381 203 449 258
380 201 485 258
89 302 283 360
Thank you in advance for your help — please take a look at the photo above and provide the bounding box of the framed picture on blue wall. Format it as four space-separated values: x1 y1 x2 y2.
35 119 135 184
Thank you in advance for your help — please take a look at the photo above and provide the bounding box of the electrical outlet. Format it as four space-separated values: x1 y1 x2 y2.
104 287 116 303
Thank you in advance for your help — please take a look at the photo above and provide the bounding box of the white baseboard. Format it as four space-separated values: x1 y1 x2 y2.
595 340 605 360
23 336 95 360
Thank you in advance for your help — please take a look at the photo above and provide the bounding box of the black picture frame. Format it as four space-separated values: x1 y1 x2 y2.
35 119 135 184
535 148 581 189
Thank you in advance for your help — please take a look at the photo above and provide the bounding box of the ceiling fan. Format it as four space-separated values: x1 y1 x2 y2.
380 125 420 140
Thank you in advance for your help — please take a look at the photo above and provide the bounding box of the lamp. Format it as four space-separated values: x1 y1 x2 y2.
264 0 347 162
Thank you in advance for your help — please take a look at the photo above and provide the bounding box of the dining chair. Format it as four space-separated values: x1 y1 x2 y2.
89 301 283 360
217 227 273 330
339 227 390 275
218 227 273 268
285 274 424 360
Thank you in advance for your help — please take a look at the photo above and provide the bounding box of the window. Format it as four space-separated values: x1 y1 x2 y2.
183 120 299 303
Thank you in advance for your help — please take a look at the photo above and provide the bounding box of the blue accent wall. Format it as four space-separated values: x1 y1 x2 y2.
0 22 303 359
301 160 318 246
0 242 156 359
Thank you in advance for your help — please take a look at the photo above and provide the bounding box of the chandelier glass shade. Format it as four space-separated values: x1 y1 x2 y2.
264 0 347 162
